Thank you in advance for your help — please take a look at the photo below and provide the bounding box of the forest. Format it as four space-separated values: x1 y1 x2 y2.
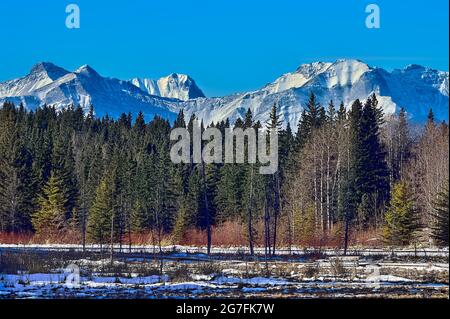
0 93 448 254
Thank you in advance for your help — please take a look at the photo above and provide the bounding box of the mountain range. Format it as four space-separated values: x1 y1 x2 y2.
0 59 448 129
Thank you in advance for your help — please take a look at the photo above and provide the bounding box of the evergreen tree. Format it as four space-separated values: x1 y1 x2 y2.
431 180 449 247
348 97 390 227
295 93 326 150
427 108 435 124
51 132 78 219
87 174 116 246
174 109 186 129
134 111 146 132
266 103 283 254
359 96 390 217
1 96 447 250
383 181 419 246
0 109 35 232
32 172 68 237
172 198 189 242
347 99 364 219
337 102 347 122
215 163 240 222
185 167 202 227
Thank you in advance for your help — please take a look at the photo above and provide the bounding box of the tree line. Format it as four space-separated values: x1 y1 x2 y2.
0 93 448 253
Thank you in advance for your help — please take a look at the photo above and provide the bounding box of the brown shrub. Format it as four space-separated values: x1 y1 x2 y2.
0 221 384 248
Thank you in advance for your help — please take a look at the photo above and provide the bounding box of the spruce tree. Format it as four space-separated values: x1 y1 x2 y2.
358 97 389 221
87 174 116 246
348 97 390 227
266 103 283 254
0 115 35 232
51 132 79 219
383 181 419 246
431 180 449 247
337 102 347 122
295 93 325 150
32 172 68 237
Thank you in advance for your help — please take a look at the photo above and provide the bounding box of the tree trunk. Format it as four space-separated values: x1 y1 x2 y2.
110 213 114 265
272 173 281 256
247 164 255 256
201 162 212 255
344 215 349 256
264 192 271 257
81 190 86 254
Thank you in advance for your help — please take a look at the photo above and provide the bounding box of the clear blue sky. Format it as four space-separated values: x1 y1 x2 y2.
0 0 448 97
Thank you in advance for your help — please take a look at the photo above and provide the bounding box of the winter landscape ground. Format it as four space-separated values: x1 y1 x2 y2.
0 245 448 299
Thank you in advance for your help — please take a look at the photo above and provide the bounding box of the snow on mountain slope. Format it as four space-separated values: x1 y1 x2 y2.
0 59 448 130
130 73 205 101
386 64 450 121
263 62 332 94
0 63 179 121
130 78 160 97
0 62 70 97
178 59 448 130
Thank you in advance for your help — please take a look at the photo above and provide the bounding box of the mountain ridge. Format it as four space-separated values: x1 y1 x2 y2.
0 59 448 129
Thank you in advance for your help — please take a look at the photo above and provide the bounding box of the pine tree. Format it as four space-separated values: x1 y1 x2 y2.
87 174 115 246
172 198 189 243
326 100 336 122
174 109 186 129
0 109 35 232
431 180 449 247
51 132 79 219
185 166 202 227
134 111 146 132
359 96 390 220
131 200 147 232
215 163 240 222
383 181 419 246
337 102 347 122
265 103 283 254
32 172 68 237
427 108 435 124
347 100 364 217
244 108 253 129
348 97 389 227
295 93 326 150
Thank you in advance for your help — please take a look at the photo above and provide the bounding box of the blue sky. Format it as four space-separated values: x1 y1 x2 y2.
0 0 448 97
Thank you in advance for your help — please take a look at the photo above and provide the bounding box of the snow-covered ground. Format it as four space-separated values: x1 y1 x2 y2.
0 271 447 299
1 244 448 257
0 247 448 298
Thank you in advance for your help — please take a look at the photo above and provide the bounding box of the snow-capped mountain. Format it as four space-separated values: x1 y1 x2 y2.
0 62 179 121
130 73 205 101
0 59 448 129
178 59 448 129
0 62 70 97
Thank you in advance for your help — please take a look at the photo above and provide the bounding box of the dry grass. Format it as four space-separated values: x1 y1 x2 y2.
0 223 384 248
0 232 34 244
169 264 191 282
329 258 349 278
302 263 321 279
180 221 248 246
